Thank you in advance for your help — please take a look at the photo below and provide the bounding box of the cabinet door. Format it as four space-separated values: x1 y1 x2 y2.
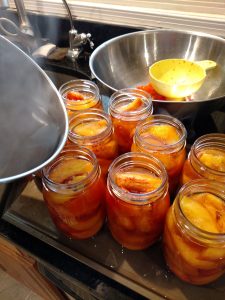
0 236 67 300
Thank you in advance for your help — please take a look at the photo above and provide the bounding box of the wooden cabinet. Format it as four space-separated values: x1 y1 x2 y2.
0 235 68 300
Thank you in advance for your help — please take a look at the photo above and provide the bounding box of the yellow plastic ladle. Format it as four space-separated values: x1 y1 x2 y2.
149 59 217 99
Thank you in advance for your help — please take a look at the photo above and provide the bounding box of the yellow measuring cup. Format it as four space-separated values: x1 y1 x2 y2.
149 59 217 99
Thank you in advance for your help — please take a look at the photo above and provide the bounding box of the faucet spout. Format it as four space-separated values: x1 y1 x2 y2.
62 0 94 61
14 0 34 36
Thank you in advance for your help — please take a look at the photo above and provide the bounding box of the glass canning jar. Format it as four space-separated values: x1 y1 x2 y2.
59 79 103 117
106 152 170 250
132 114 187 195
181 133 225 184
68 109 119 179
109 88 153 153
163 179 225 285
42 145 106 239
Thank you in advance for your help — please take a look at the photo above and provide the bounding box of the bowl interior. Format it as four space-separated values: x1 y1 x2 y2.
90 30 225 102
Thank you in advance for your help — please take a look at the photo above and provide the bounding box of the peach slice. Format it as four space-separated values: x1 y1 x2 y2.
118 97 144 112
145 124 180 145
92 139 118 159
198 149 225 172
180 193 225 233
44 189 74 205
66 91 85 101
115 171 162 193
73 119 108 137
171 230 219 269
49 158 93 184
59 207 103 231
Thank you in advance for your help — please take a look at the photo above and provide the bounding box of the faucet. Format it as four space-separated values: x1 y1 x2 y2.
0 0 93 60
62 0 94 61
14 0 34 36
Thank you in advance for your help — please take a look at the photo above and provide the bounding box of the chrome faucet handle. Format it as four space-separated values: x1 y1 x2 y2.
67 29 94 61
79 32 94 49
86 33 94 49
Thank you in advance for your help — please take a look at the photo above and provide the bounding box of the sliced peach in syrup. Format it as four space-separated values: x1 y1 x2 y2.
115 171 162 193
49 158 93 184
118 97 144 112
92 139 118 159
44 189 74 205
198 149 225 172
114 214 135 231
171 230 219 269
181 193 225 234
144 124 180 145
66 91 85 101
73 119 107 137
59 206 104 232
180 195 219 233
201 247 225 261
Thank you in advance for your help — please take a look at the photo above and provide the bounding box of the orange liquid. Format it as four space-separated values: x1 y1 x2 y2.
181 148 225 184
111 116 138 153
132 124 186 195
106 169 170 250
64 90 103 117
69 119 119 179
43 158 106 239
110 97 147 154
163 193 225 285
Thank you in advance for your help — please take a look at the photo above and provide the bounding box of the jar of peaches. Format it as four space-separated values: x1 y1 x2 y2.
106 152 170 250
42 145 106 239
181 133 225 184
59 79 103 117
132 114 187 195
109 88 153 153
68 109 119 179
163 179 225 285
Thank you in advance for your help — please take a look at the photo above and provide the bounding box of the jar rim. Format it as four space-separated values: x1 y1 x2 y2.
42 145 100 191
134 114 187 153
108 152 168 204
68 109 113 144
59 79 101 107
190 133 225 178
109 88 153 121
175 179 225 243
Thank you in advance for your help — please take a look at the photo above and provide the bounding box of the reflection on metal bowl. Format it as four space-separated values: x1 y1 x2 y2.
0 36 68 184
90 29 225 120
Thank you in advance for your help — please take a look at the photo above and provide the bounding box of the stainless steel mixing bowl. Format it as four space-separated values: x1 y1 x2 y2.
0 35 68 183
90 29 225 120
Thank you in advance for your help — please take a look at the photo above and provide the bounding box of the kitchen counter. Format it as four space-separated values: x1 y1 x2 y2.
0 12 225 300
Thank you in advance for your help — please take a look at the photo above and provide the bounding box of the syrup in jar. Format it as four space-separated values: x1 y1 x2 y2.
59 79 103 117
132 114 187 195
106 152 170 250
181 133 225 184
68 109 118 179
42 145 106 239
109 88 153 153
163 179 225 285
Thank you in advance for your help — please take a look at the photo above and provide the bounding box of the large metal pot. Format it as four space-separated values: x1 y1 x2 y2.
90 29 225 120
0 35 68 184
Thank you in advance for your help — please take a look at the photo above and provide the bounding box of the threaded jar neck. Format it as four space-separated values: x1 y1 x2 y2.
68 109 113 145
107 152 168 204
42 145 100 193
173 179 225 245
109 88 153 121
189 133 225 182
59 79 101 110
134 114 187 154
